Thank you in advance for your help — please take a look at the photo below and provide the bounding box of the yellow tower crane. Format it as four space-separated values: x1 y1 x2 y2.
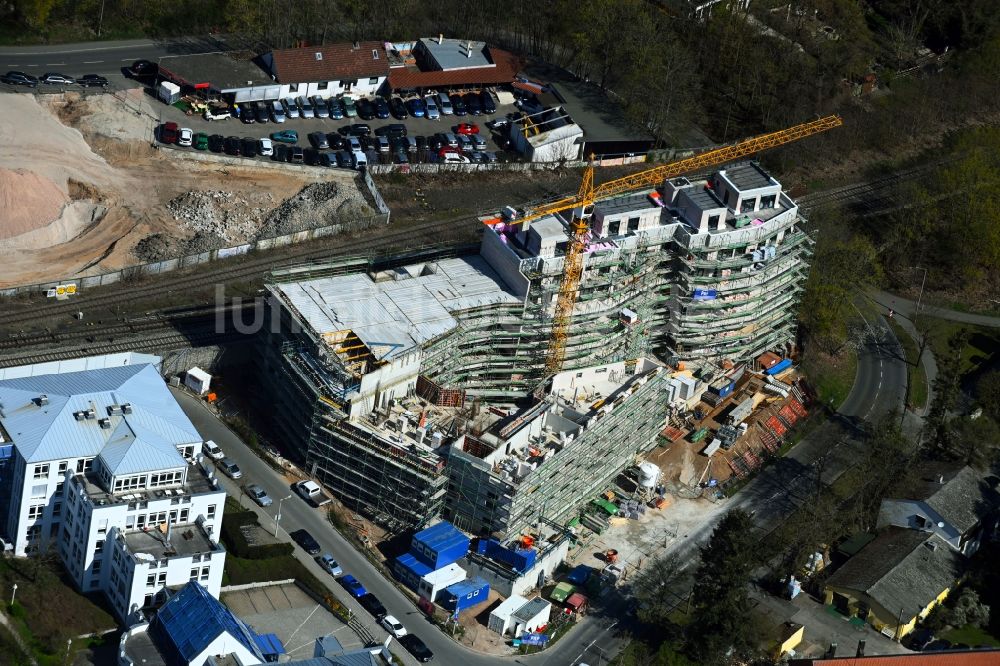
485 114 843 377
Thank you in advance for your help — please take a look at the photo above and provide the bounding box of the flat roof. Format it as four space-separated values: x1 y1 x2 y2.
158 53 270 91
74 459 217 507
272 256 520 361
596 191 661 217
122 630 166 666
419 37 493 70
722 163 773 191
388 46 520 90
680 187 726 212
530 217 565 242
124 522 219 559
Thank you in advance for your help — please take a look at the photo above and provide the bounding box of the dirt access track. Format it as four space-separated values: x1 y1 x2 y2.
0 91 366 289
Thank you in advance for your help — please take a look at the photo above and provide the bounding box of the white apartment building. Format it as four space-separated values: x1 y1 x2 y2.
0 353 227 623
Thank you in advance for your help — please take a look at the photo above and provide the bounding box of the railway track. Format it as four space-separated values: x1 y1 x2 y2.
797 157 957 212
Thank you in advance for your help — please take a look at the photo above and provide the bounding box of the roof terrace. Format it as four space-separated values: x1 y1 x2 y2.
121 521 220 561
72 459 219 509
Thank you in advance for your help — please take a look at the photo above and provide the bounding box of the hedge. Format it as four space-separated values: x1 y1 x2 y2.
221 508 294 560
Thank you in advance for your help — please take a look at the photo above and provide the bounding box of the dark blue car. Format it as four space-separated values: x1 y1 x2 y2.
339 574 367 598
406 97 426 118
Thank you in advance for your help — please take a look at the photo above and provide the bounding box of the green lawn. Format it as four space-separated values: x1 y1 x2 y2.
801 347 858 410
940 624 1000 647
915 317 1000 378
888 319 928 410
0 557 115 665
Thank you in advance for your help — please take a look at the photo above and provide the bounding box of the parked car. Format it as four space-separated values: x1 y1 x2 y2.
271 129 299 143
399 634 433 662
290 529 321 555
338 574 366 598
311 95 330 118
455 123 480 135
485 117 510 131
203 106 231 121
253 101 269 123
348 137 362 152
244 484 272 507
238 103 255 123
358 593 387 620
471 134 487 150
356 98 375 120
479 90 497 114
126 59 157 80
241 137 258 158
373 97 390 119
457 134 473 153
317 553 343 576
335 150 352 168
339 123 371 137
376 136 390 153
224 136 242 155
160 122 180 144
470 151 487 163
441 152 470 164
219 458 242 479
464 92 482 115
380 615 407 638
258 137 274 156
424 95 440 119
375 123 407 138
290 146 304 163
427 135 444 151
40 72 75 85
326 133 346 150
329 98 344 119
451 95 468 116
270 100 286 123
406 97 426 118
282 98 300 119
484 150 499 163
437 92 453 115
76 74 108 87
389 97 408 119
303 148 320 165
296 96 314 118
341 96 357 117
318 152 335 167
394 149 409 164
273 143 290 162
308 131 330 149
415 135 428 151
202 440 224 459
351 150 368 170
442 132 459 148
1 71 38 86
208 134 225 153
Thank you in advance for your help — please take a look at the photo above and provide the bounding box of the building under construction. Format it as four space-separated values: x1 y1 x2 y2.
259 159 813 534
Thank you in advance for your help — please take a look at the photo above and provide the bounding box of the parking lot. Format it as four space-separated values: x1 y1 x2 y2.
222 582 364 660
157 91 520 167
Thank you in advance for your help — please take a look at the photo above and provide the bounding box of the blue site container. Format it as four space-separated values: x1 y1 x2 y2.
567 564 594 586
764 358 792 376
485 539 537 573
718 381 734 398
394 552 432 592
440 577 490 613
411 521 471 570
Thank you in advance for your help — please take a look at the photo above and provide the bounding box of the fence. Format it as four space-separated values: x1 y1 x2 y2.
221 579 296 592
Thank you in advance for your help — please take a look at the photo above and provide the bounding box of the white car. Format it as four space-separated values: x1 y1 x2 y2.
177 128 193 147
380 614 407 638
202 440 224 460
424 95 440 119
258 137 274 156
317 553 342 576
442 152 470 164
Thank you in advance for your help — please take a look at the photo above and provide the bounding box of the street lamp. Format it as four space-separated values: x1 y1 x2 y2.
10 583 17 606
912 266 928 315
273 495 292 538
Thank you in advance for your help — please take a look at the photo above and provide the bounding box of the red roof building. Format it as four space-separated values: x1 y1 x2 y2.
264 41 388 84
387 37 521 91
791 650 1000 665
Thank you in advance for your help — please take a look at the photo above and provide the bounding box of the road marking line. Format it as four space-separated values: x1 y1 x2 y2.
0 42 155 55
45 63 66 66
83 60 103 64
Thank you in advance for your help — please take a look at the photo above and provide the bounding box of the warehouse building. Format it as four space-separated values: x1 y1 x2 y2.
260 160 809 533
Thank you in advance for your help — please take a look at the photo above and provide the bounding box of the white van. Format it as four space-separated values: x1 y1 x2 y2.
437 92 453 115
351 150 368 170
203 440 224 460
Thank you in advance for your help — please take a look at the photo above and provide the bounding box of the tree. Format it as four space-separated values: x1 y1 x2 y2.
686 510 760 665
631 552 690 627
948 589 991 628
976 369 1000 421
925 330 969 456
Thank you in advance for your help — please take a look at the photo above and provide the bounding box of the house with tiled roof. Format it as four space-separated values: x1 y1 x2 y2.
386 36 521 93
0 353 227 624
824 527 964 640
261 41 390 100
877 464 1000 556
789 647 1000 665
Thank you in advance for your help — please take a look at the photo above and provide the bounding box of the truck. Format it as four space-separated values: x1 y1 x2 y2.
294 480 331 507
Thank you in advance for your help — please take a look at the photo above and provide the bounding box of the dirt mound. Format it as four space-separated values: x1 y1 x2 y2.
0 169 69 240
257 181 373 238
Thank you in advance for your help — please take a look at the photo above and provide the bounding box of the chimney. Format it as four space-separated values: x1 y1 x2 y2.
352 40 359 49
466 40 473 58
439 33 444 44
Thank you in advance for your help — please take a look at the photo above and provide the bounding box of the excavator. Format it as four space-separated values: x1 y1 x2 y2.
482 114 844 377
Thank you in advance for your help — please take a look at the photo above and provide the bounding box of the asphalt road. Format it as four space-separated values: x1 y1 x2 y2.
0 36 229 86
172 388 624 666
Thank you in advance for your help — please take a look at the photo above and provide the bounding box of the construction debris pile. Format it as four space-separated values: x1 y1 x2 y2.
258 181 375 237
167 189 277 243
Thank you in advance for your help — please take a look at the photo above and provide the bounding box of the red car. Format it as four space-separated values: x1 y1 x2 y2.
160 122 179 144
455 123 480 135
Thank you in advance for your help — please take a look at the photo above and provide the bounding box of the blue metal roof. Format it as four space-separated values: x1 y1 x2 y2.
412 521 469 553
444 576 489 597
151 581 265 663
253 632 285 656
0 363 200 464
396 552 433 577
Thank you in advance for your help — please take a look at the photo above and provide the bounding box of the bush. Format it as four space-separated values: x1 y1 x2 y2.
949 589 991 629
220 509 293 560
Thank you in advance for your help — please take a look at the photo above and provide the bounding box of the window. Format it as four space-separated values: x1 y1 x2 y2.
30 484 47 499
95 539 105 555
89 580 99 590
203 553 212 562
33 464 49 479
200 567 210 581
146 574 155 587
206 505 216 519
627 217 640 232
368 77 378 85
92 559 101 573
75 458 93 474
707 214 721 229
192 553 201 563
157 572 166 585
52 503 61 517
372 49 379 60
288 83 299 93
113 475 145 492
740 198 756 213
190 568 199 580
179 509 189 522
143 594 153 607
608 220 621 236
340 79 357 89
27 504 44 519
760 194 776 208
58 461 68 474
55 481 64 495
317 81 328 90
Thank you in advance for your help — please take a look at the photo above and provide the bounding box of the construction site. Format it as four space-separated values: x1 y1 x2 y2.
254 115 842 555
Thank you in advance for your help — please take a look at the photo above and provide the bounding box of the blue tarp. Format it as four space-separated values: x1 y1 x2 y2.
692 289 717 301
764 358 792 375
520 633 550 646
253 633 285 657
567 564 594 585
